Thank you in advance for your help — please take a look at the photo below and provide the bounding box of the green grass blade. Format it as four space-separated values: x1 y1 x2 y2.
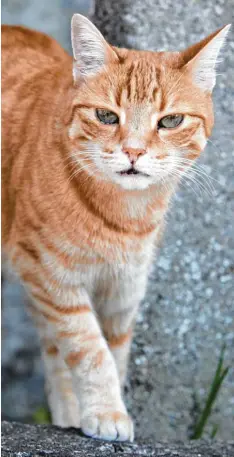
191 345 229 440
33 406 51 425
211 424 219 439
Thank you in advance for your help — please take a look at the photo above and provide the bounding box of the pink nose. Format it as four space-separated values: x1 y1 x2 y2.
122 147 147 164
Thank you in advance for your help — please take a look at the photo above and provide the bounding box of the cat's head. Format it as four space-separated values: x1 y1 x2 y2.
67 14 230 191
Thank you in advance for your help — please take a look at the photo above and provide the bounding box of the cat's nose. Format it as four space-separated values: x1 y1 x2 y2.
122 147 147 164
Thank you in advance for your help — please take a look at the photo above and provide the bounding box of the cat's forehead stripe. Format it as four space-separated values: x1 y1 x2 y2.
124 59 160 104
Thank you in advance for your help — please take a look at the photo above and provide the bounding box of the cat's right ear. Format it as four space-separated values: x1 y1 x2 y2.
180 25 231 93
71 14 118 82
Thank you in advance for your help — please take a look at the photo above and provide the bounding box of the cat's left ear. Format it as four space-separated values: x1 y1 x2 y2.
181 25 231 92
71 14 119 82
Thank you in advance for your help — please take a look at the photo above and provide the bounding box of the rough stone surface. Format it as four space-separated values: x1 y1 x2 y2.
1 280 46 422
2 421 234 457
1 0 234 442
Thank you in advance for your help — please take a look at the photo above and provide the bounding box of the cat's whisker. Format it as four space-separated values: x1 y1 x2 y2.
165 159 214 182
64 155 92 167
167 169 207 200
62 156 93 175
172 165 215 194
184 167 215 192
71 151 100 159
160 135 222 182
158 157 214 195
206 138 224 157
182 171 214 196
174 168 213 197
67 161 95 183
165 162 214 196
162 156 217 187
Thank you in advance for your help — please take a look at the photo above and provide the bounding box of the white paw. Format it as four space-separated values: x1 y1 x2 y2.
81 411 134 442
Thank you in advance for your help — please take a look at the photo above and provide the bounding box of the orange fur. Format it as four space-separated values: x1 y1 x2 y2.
46 345 59 356
66 350 89 368
108 331 132 348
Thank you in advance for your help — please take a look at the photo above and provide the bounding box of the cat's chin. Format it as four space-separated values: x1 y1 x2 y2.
113 173 153 191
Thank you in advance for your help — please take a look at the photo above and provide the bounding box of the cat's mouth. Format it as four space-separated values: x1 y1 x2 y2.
118 167 149 177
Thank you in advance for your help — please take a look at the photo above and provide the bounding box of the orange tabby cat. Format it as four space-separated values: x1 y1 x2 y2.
1 14 230 441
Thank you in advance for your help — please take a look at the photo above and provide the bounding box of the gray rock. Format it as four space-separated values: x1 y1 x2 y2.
2 421 234 457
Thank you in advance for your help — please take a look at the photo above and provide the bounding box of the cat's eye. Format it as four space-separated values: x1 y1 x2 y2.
96 109 119 125
158 114 184 129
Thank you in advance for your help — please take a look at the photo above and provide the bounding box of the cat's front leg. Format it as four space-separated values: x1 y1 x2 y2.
30 286 133 442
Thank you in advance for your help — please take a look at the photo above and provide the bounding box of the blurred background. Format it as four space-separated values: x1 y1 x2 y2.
1 0 234 442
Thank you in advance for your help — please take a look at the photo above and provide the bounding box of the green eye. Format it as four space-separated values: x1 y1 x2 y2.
158 114 184 129
96 109 119 125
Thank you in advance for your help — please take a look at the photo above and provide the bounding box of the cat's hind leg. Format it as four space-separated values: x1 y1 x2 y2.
42 340 80 428
28 304 80 428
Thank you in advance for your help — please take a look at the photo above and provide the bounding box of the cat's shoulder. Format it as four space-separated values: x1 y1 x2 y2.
1 24 69 62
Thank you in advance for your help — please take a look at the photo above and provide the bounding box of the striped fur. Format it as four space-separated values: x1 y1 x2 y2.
1 16 229 442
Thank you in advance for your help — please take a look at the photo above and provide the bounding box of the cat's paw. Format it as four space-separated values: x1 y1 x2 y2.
81 410 134 442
